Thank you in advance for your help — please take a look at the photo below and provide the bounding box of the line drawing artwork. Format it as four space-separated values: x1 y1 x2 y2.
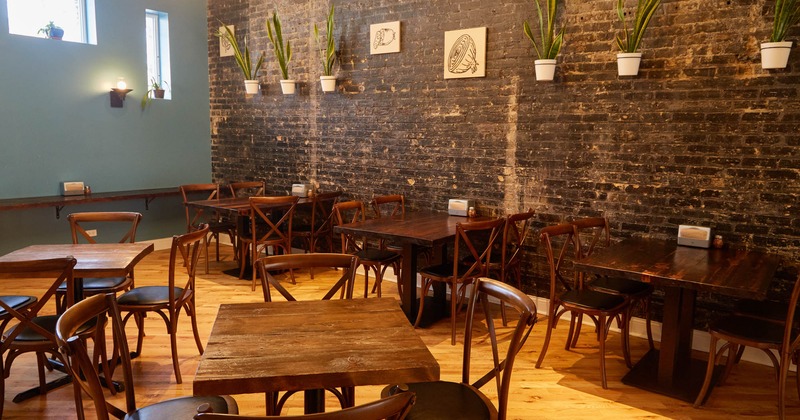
443 27 486 79
370 21 401 54
219 25 234 57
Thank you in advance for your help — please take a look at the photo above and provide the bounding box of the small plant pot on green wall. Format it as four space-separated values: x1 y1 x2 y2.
617 52 642 76
244 80 260 95
761 41 793 69
280 79 296 94
320 76 336 92
534 59 557 81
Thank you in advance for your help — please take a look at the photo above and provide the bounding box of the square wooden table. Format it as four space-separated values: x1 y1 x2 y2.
573 237 781 402
193 298 439 414
334 211 480 325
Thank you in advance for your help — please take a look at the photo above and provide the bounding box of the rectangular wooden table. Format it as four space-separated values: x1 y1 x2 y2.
573 237 781 402
193 298 439 414
334 211 476 325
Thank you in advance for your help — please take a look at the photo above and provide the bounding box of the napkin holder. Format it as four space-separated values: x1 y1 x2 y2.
448 199 475 217
61 181 85 196
291 184 312 197
677 225 711 248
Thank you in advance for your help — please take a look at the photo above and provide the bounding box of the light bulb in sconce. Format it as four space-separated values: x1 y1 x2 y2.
110 77 133 108
116 78 127 90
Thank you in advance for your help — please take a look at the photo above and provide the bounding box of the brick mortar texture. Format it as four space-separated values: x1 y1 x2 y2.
208 0 800 327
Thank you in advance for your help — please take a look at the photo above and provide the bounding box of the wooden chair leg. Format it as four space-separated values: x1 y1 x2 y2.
169 320 182 384
599 316 608 389
694 336 721 407
413 279 433 329
187 302 204 355
536 309 557 369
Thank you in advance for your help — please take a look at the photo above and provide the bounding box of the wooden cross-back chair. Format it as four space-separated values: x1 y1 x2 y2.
416 217 505 345
383 278 537 420
179 183 237 273
369 194 408 295
253 253 360 415
55 211 143 313
239 195 299 290
292 191 342 279
571 217 655 359
56 293 238 420
228 181 265 198
536 223 630 389
116 225 209 384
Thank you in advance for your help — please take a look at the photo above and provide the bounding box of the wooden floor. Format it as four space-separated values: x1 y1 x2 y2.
2 245 798 419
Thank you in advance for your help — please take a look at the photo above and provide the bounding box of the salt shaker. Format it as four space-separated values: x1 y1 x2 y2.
713 235 723 249
84 185 91 195
468 206 477 218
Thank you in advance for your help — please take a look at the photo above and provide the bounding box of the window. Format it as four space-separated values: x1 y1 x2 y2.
145 9 171 100
6 0 96 44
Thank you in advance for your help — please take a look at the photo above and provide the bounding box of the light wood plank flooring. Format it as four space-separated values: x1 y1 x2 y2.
1 245 798 419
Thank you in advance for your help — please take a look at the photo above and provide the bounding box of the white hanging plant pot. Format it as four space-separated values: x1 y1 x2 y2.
320 76 336 92
617 52 643 76
244 80 260 95
534 59 557 81
760 41 793 69
280 79 296 95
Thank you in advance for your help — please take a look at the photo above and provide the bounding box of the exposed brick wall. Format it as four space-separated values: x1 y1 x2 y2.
208 0 800 326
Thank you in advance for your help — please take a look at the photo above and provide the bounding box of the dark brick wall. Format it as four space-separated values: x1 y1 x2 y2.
208 0 800 325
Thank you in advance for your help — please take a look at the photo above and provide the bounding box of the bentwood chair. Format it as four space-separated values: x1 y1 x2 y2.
254 253 359 414
116 225 209 384
693 274 800 419
194 392 414 420
180 183 237 273
536 223 630 389
292 191 342 271
571 217 655 363
56 293 239 420
370 194 407 294
333 200 401 298
495 209 535 325
228 180 266 198
55 211 142 313
416 218 505 345
239 195 299 290
383 278 537 420
0 257 80 418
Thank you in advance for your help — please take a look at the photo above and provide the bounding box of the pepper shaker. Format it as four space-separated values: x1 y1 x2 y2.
468 206 477 218
84 185 91 195
713 235 724 249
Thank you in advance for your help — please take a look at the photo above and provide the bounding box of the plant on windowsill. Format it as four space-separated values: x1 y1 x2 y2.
216 23 265 95
38 21 64 40
615 0 663 76
266 11 295 95
314 5 338 93
141 78 169 110
523 0 565 81
761 0 800 69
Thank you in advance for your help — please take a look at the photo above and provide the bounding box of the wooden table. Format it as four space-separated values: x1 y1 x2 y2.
193 298 439 414
573 237 781 402
334 211 478 325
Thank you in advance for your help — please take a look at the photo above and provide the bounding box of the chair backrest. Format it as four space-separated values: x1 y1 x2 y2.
180 183 222 232
571 217 610 260
249 196 299 247
463 278 537 420
254 253 359 302
56 293 138 420
228 181 265 198
500 209 535 277
333 200 368 254
168 225 209 308
306 191 342 245
68 212 142 244
193 392 415 420
781 274 800 371
453 218 505 280
539 223 579 301
0 257 77 349
371 194 405 218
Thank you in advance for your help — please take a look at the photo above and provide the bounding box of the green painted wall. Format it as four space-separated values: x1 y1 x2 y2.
0 0 211 253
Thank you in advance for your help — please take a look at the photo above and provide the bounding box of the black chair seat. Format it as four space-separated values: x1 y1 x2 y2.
117 286 184 306
5 315 95 342
57 277 129 291
733 298 794 324
0 295 37 317
403 381 495 420
588 276 653 296
710 315 785 345
420 263 474 279
356 248 400 264
126 395 235 420
561 289 626 311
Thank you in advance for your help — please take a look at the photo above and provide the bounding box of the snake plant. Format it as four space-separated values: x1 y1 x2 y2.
216 22 264 80
267 11 292 80
523 0 565 60
770 0 800 42
314 5 337 76
615 0 663 53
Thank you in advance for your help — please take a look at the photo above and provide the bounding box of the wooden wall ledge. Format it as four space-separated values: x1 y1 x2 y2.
0 187 178 218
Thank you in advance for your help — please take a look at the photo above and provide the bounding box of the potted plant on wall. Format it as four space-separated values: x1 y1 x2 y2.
314 5 337 92
761 0 800 69
38 21 64 40
267 11 295 95
523 0 565 81
615 0 663 76
141 78 169 110
216 23 265 95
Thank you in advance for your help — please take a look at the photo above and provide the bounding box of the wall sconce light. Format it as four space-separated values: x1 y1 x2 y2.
110 78 133 108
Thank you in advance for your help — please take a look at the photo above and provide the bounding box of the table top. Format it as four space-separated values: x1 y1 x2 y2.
188 196 311 217
193 298 440 396
0 243 154 278
573 237 781 299
334 211 481 248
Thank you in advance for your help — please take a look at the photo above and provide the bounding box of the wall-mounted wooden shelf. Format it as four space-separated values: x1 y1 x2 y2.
0 187 179 219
